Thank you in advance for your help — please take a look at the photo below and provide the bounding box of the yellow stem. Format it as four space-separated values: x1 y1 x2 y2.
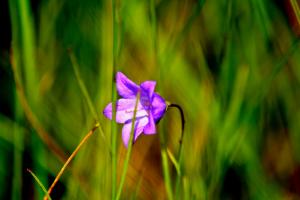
43 123 99 200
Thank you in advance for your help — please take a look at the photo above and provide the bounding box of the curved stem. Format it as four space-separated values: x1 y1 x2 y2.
167 103 185 198
168 104 185 145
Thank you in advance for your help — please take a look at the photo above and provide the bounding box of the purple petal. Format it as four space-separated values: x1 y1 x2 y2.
151 93 167 122
116 72 139 98
140 81 156 99
140 81 156 110
122 117 149 147
103 98 148 123
143 112 156 134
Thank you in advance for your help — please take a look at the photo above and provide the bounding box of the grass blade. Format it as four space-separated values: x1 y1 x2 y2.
27 169 52 200
116 92 140 200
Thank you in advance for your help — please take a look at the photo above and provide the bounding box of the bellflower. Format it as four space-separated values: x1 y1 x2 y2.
103 72 167 147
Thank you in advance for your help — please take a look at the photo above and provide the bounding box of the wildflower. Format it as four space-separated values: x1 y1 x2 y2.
103 72 167 147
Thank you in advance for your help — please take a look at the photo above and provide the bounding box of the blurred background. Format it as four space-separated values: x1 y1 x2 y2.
1 0 300 199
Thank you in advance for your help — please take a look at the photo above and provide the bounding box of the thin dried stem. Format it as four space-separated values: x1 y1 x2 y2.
44 123 99 200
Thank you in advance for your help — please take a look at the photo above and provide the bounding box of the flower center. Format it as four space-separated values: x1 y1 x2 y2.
141 97 151 110
143 101 150 107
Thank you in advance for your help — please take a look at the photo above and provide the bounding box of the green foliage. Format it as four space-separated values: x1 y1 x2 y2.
1 0 300 199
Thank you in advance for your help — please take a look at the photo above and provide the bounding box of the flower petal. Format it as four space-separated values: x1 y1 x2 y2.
140 81 156 110
143 112 156 134
151 93 167 122
103 98 148 123
140 81 156 99
122 117 149 147
116 72 139 98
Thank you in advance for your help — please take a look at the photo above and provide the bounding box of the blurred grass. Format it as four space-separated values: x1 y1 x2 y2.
1 0 300 199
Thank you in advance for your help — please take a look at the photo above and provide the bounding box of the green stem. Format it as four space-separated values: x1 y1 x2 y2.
12 91 23 200
111 83 117 200
116 92 140 200
150 0 157 59
27 169 52 200
161 148 174 200
159 109 174 200
68 50 107 145
111 0 119 198
17 0 38 101
69 51 99 122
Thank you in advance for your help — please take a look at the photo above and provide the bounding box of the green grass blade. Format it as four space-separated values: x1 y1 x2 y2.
27 169 52 200
167 148 180 175
161 148 174 200
111 0 120 198
17 0 38 102
69 50 107 143
12 93 23 200
69 51 99 121
116 92 140 200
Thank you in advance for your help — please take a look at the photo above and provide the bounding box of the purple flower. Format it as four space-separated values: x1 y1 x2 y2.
103 72 167 147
